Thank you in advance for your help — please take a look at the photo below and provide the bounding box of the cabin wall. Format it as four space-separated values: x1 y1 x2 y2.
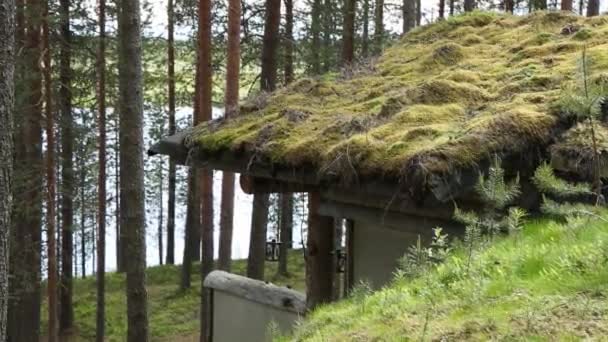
351 217 461 289
211 290 302 342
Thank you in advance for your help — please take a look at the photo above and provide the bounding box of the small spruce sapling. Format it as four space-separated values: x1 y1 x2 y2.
533 162 605 221
454 155 526 270
557 46 606 204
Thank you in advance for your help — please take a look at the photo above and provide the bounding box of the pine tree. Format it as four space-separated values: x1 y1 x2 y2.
403 0 416 34
118 0 149 337
342 0 356 65
166 0 176 265
218 0 242 273
42 1 58 339
0 0 15 338
374 0 384 52
284 0 294 84
96 0 107 338
9 0 43 337
587 0 599 17
59 0 75 334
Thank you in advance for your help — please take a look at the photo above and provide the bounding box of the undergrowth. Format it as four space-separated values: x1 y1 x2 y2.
41 251 306 341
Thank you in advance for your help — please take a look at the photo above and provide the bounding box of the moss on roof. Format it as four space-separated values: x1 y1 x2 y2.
187 11 608 183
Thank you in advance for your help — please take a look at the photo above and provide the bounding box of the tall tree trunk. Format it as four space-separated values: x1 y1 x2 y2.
96 0 107 339
43 2 58 339
166 0 176 265
322 0 332 72
277 193 293 276
118 0 149 338
416 0 421 26
0 0 15 339
218 0 241 273
247 194 270 280
157 167 163 265
362 0 369 57
59 0 75 334
449 0 455 15
403 0 416 34
80 159 86 279
342 0 356 65
374 0 384 53
261 0 281 91
218 174 234 271
283 0 294 84
586 0 599 16
561 0 572 11
180 171 197 290
115 119 123 272
311 0 322 74
464 0 474 11
198 0 215 338
438 0 445 18
9 0 43 338
506 0 514 12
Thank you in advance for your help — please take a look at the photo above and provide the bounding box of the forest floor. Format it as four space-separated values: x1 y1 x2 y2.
42 249 306 341
282 214 608 341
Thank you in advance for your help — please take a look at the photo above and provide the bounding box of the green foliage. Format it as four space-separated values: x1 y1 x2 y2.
533 163 592 197
476 156 521 212
397 228 450 279
557 47 606 122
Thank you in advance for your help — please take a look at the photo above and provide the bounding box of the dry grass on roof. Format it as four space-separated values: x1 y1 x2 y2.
188 11 608 180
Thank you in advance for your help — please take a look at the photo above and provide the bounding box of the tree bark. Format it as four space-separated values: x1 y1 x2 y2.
277 193 293 276
181 170 197 290
505 0 514 12
306 192 334 309
342 0 356 65
283 0 294 84
449 0 455 15
43 2 58 339
247 193 270 280
560 0 572 11
96 0 107 339
586 0 599 16
464 0 475 11
218 174 234 271
438 0 445 18
260 0 281 91
80 160 86 279
362 0 369 57
0 0 14 339
59 0 75 335
196 1 214 340
374 0 384 53
166 0 176 265
311 0 322 74
118 0 149 337
9 0 43 339
218 0 241 274
322 0 332 72
416 0 421 26
157 167 163 265
403 0 416 34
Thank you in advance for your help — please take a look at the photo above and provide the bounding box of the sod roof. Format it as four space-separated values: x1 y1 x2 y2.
182 11 608 193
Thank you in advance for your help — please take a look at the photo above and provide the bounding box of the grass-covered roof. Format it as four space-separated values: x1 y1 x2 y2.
186 11 608 188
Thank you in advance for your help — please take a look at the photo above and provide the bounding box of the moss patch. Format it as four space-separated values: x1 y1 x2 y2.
188 11 608 183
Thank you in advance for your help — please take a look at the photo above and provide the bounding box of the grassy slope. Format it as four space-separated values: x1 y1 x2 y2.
286 215 608 341
48 251 305 341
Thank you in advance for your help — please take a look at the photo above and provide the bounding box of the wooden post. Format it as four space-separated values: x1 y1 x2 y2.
306 192 335 309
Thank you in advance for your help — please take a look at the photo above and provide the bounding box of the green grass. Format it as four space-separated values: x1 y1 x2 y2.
283 215 608 341
44 250 306 341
